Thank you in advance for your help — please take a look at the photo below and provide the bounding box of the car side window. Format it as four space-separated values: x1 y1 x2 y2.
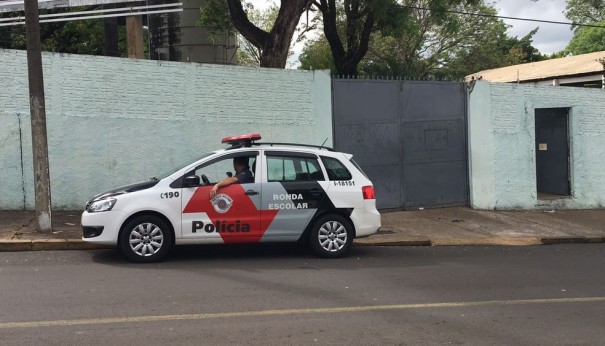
321 157 352 181
267 155 325 182
193 155 257 185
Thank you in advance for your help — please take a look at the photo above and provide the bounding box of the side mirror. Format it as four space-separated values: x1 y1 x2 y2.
183 175 200 187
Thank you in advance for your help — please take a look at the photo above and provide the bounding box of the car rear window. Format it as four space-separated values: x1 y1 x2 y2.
267 156 325 182
349 158 368 179
321 157 352 181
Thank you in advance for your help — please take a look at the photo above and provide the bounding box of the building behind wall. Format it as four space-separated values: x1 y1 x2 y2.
467 51 605 89
149 0 238 64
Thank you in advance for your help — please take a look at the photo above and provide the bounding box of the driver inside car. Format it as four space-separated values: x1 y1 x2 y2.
209 156 253 198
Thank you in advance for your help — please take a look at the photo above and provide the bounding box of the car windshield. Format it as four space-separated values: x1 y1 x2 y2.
151 152 216 181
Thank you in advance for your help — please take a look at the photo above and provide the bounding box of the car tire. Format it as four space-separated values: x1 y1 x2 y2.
309 214 353 258
119 215 173 263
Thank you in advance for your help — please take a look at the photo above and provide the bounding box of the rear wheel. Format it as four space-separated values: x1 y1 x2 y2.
119 215 172 263
309 214 353 258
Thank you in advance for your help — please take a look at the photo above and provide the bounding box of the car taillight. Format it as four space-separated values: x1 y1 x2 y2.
362 185 375 200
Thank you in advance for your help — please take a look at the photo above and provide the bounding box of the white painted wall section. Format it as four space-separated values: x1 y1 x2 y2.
0 49 332 210
468 80 605 209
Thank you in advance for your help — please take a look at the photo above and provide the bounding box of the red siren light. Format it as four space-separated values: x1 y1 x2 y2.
221 134 262 146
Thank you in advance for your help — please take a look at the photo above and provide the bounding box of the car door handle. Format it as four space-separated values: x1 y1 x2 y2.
245 190 259 196
310 188 323 197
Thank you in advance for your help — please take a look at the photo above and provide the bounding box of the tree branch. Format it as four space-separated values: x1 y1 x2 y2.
226 0 270 49
319 0 346 65
351 11 374 64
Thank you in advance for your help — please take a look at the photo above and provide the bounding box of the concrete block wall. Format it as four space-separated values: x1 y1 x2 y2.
0 49 332 210
468 81 605 209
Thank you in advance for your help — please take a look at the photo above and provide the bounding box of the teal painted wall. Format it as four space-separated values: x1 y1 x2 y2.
0 49 332 210
468 81 605 209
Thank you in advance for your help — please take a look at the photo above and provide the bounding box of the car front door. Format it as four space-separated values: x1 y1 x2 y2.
179 151 262 244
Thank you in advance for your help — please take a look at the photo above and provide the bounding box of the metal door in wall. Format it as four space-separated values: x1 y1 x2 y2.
535 108 570 196
333 79 468 209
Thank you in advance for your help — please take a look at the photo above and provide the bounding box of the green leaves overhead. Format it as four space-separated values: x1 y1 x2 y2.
301 0 544 79
564 20 605 54
565 0 605 26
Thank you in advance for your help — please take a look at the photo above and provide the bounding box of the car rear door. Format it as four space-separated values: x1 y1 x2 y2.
259 151 331 242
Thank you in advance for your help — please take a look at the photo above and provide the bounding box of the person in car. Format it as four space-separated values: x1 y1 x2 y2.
209 156 253 198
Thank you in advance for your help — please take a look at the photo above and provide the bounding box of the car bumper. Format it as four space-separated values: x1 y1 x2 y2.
351 202 381 238
81 210 125 246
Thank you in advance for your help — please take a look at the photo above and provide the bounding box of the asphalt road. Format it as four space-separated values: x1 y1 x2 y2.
0 244 604 345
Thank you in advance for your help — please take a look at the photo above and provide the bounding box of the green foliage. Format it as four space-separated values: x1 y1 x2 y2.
564 20 605 54
198 0 238 34
298 36 335 71
41 20 106 55
565 0 605 26
0 8 103 54
300 0 545 79
0 7 148 57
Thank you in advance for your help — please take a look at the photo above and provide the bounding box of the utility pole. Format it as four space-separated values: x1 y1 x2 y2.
126 15 144 59
24 0 52 232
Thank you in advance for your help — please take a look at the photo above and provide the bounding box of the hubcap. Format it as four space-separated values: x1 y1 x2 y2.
318 221 347 252
129 223 164 257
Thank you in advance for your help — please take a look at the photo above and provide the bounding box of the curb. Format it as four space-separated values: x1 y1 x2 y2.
355 239 432 246
1 236 604 252
540 236 605 245
0 239 111 252
431 237 543 246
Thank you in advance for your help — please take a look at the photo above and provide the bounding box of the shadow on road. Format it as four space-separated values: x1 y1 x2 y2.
88 243 391 268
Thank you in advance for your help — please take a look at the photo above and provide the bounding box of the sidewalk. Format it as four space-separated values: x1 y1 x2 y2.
1 207 605 252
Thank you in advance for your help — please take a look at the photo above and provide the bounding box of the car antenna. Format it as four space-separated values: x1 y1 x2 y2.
320 138 328 149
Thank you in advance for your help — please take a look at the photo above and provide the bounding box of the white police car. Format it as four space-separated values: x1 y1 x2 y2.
82 134 381 262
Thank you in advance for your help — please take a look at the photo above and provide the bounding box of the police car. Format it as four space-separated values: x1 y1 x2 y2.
81 134 381 262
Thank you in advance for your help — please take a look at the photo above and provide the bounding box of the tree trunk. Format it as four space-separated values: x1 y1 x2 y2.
227 0 312 69
317 0 374 76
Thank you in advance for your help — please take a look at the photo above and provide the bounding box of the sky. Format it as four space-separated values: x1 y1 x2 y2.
251 0 575 66
494 0 573 54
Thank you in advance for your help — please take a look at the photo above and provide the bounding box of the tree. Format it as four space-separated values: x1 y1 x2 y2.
299 1 544 79
299 36 336 71
565 0 605 26
311 0 483 76
0 7 140 57
200 0 314 68
312 0 381 76
564 20 605 54
444 27 545 79
234 5 282 66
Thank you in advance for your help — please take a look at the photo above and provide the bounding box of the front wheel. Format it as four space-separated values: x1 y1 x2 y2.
119 215 173 263
309 214 354 258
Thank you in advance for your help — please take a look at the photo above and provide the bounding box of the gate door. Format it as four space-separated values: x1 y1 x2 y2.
400 81 468 208
333 79 469 209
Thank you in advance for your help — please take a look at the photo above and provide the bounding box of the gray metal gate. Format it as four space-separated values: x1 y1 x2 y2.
332 79 468 209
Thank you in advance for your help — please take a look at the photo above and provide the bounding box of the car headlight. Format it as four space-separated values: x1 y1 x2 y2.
87 198 117 213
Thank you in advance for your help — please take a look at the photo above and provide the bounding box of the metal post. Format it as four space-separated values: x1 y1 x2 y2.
24 0 52 232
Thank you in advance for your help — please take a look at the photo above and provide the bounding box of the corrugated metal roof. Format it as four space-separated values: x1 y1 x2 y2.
467 51 605 82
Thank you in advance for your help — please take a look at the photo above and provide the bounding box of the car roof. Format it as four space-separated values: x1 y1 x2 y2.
219 143 343 155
